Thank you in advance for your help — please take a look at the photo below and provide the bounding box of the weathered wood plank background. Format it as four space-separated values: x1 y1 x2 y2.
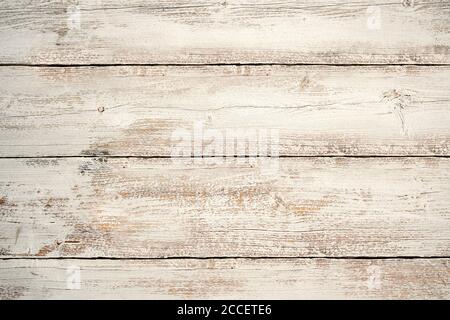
1 259 448 299
0 0 449 299
0 0 449 64
1 157 450 258
1 66 450 157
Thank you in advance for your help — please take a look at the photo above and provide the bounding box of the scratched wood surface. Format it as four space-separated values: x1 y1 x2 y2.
0 0 449 64
1 65 450 157
0 157 449 258
0 259 448 299
1 0 450 300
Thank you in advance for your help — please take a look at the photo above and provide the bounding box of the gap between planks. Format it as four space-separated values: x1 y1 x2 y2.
1 256 450 261
1 63 450 68
1 155 450 159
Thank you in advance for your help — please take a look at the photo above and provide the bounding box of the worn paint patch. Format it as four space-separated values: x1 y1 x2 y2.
275 193 336 215
82 118 188 156
0 248 11 256
0 285 26 300
25 159 59 167
36 243 58 257
292 195 336 215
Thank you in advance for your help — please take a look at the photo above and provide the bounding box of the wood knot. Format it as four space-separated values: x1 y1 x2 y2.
97 106 105 113
382 89 413 105
402 0 414 7
299 75 311 90
382 89 413 137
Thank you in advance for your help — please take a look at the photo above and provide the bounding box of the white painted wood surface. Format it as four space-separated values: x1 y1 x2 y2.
1 157 449 258
0 0 449 64
1 65 450 157
0 258 448 299
1 0 449 300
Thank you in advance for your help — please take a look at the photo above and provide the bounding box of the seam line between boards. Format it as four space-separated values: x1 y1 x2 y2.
1 155 450 159
1 256 449 261
0 63 449 68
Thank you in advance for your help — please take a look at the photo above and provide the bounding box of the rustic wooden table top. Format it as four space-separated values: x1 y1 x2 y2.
0 0 449 299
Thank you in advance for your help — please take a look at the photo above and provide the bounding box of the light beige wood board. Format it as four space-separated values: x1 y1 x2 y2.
0 258 448 299
0 0 449 64
1 157 449 258
1 65 450 157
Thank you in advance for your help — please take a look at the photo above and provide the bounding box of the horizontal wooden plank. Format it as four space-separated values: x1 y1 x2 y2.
1 65 450 157
1 157 449 258
0 258 448 299
0 0 449 64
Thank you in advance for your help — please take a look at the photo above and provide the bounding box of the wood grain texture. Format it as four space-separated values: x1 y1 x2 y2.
0 0 449 65
1 65 450 157
0 258 448 299
1 157 449 258
1 0 449 302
